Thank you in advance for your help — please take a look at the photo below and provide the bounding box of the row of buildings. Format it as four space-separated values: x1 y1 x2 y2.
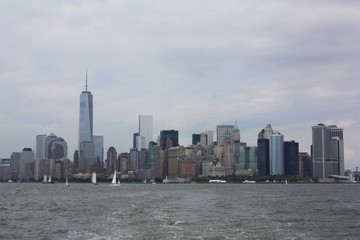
0 76 348 181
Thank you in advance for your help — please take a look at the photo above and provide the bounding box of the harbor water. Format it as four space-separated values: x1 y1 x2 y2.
0 183 359 240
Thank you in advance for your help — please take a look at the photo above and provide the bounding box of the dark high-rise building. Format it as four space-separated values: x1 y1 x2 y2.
192 134 201 145
312 123 339 178
257 139 270 176
133 133 140 149
160 130 179 150
299 152 312 177
284 141 299 176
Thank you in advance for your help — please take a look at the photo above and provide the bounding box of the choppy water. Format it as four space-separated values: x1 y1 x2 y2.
0 182 359 240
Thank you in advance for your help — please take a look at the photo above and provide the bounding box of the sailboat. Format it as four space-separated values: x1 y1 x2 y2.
285 178 288 186
48 176 54 184
109 170 120 187
65 177 70 187
43 175 47 184
92 172 98 185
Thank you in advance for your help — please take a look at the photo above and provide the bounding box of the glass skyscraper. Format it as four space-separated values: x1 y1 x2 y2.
139 115 153 148
78 84 93 149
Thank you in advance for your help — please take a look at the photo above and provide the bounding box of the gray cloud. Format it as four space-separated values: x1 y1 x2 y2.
0 0 359 169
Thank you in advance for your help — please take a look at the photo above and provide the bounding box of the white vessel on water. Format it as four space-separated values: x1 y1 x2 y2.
92 172 98 185
243 180 256 184
43 175 47 184
65 177 70 187
109 170 120 186
209 179 227 183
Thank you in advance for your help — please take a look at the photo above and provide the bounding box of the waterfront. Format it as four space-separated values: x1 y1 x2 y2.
0 183 359 240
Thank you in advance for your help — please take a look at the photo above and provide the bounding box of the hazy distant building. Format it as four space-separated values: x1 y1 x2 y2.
139 115 153 148
167 146 185 178
35 135 47 160
107 147 118 174
299 152 312 177
10 152 21 180
78 141 96 172
133 133 140 149
236 146 257 171
0 159 11 181
48 137 68 159
93 135 104 164
330 125 344 175
270 133 284 175
216 125 234 146
205 131 214 145
148 141 160 177
257 137 270 176
160 130 179 150
19 148 34 180
312 124 339 178
258 124 274 139
192 134 201 145
284 141 299 176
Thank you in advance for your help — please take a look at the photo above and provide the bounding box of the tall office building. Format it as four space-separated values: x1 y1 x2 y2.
78 71 95 171
258 124 274 139
93 136 104 164
19 148 34 180
270 132 284 175
284 140 299 175
312 123 339 178
35 135 47 160
160 130 179 150
79 72 93 149
257 124 273 176
106 147 118 174
139 115 153 148
237 146 258 171
216 125 235 146
329 125 344 175
192 134 201 145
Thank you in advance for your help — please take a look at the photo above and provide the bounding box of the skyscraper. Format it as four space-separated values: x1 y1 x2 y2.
78 71 95 172
284 140 299 175
93 136 104 164
35 135 47 160
312 123 338 178
270 132 284 175
216 125 234 146
139 115 153 148
79 71 93 149
160 130 179 150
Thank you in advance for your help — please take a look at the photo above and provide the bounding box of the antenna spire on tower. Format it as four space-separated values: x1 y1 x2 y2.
85 69 88 92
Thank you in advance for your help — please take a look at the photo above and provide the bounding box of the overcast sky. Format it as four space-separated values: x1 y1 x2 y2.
1 0 359 170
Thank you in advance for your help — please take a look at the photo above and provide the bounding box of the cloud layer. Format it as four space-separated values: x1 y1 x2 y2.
0 0 359 169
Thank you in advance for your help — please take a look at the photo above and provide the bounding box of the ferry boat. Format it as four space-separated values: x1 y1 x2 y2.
209 179 226 183
243 180 256 184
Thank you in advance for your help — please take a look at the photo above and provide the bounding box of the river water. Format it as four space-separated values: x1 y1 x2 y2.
0 183 359 240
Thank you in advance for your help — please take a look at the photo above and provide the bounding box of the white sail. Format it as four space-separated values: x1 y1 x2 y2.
43 175 47 183
48 176 52 183
110 170 120 186
65 177 69 187
92 172 97 184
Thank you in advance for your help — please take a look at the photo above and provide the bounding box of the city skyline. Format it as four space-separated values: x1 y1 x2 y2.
0 1 359 170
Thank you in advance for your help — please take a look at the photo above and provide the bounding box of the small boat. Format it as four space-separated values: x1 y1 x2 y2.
243 180 256 184
65 177 70 187
163 176 169 183
92 172 98 185
7 179 13 183
43 175 47 184
109 170 120 187
48 176 54 184
285 178 288 186
209 179 226 183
